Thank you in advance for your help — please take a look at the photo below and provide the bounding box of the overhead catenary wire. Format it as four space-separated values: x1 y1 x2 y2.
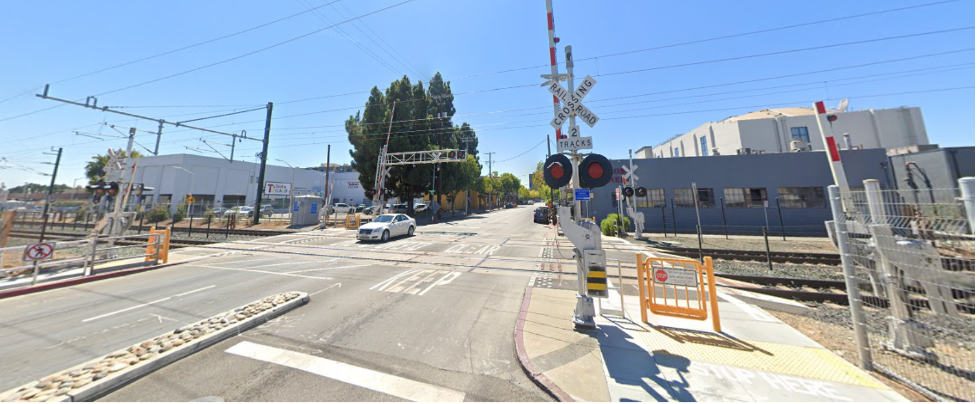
92 0 417 98
0 9 969 126
296 0 406 78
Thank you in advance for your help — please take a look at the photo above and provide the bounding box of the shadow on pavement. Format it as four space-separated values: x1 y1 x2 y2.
596 323 694 402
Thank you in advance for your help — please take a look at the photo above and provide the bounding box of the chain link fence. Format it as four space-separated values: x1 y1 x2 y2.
829 178 974 401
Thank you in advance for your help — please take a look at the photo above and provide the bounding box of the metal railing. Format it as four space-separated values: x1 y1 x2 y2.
0 233 163 289
828 178 975 402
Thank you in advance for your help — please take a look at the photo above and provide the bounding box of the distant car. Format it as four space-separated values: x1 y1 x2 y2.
392 203 409 214
505 202 514 209
357 214 416 241
230 206 254 217
211 207 229 217
260 204 275 216
356 204 367 213
333 203 355 214
414 203 429 213
534 207 550 224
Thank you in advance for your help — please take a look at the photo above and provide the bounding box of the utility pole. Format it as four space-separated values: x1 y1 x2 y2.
324 144 331 203
253 102 273 225
485 152 495 210
38 148 62 243
153 120 164 156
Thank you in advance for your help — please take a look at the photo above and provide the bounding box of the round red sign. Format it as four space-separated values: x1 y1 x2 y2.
654 269 668 282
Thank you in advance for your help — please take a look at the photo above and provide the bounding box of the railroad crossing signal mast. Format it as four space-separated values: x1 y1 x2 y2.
541 39 614 329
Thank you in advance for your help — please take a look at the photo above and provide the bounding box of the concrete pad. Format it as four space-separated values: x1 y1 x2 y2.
542 351 610 402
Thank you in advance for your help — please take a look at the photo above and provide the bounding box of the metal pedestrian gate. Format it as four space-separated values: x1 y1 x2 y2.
635 254 722 332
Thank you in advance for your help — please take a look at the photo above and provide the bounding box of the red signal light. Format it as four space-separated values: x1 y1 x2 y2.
587 162 604 179
549 164 565 179
827 115 838 122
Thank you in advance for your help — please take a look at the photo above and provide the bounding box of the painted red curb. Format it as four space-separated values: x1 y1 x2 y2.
514 286 576 402
0 261 181 300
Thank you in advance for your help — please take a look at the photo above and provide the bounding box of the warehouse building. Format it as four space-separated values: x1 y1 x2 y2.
636 105 929 159
582 145 974 236
129 154 370 213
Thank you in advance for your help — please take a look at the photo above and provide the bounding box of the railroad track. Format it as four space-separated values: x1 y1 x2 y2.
12 223 297 237
715 273 975 315
658 246 842 265
10 231 221 248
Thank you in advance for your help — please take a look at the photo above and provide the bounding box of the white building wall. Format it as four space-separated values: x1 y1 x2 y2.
642 106 930 159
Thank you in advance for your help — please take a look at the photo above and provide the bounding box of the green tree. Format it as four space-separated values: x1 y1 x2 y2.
499 173 520 202
84 150 142 184
347 72 479 216
8 183 72 194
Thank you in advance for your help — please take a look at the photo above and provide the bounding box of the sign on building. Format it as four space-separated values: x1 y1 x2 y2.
264 182 291 195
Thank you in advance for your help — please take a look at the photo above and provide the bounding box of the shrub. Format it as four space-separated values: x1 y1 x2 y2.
203 209 215 224
600 213 631 237
146 205 170 223
74 204 92 223
172 204 187 223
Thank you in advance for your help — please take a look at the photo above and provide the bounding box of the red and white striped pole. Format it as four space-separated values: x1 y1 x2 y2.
813 101 852 198
545 0 563 140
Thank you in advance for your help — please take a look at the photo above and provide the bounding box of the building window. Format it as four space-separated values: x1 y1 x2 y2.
777 187 826 208
724 188 768 208
674 188 714 208
636 188 665 208
790 127 810 143
700 136 708 156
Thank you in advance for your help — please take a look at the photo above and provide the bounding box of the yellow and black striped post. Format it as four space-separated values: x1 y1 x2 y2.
583 250 608 298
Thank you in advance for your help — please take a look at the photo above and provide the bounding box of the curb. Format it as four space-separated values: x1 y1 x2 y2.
514 286 575 402
0 261 180 301
0 292 309 402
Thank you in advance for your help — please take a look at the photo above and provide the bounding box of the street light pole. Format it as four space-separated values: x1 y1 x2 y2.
70 177 84 201
173 166 195 216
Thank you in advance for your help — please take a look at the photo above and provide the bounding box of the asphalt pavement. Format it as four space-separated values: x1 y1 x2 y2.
2 204 570 401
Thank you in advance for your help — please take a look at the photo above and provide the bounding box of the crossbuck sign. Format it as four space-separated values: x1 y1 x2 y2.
547 75 600 129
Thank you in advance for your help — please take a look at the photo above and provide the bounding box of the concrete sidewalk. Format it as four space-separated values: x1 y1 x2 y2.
514 287 908 402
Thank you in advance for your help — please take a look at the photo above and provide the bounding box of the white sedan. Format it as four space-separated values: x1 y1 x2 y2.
357 214 416 241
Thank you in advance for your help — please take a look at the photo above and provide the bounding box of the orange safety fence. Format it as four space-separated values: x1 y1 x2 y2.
146 226 171 264
345 214 361 229
635 253 721 332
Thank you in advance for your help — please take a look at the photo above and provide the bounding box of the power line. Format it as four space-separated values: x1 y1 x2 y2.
337 0 426 80
94 0 417 97
54 0 347 86
227 57 976 135
296 0 405 78
595 26 974 77
496 139 547 162
581 0 966 62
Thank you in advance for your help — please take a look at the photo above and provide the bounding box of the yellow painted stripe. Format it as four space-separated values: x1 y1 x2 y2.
587 283 608 290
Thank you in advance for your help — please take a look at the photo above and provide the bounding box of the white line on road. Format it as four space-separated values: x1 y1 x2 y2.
175 285 216 297
198 265 331 280
285 264 370 274
226 341 466 402
82 285 216 323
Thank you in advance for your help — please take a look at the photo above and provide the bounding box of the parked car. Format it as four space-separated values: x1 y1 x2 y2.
505 202 514 209
414 203 429 213
333 203 355 214
357 214 416 241
534 207 550 224
392 203 409 213
260 204 275 216
356 204 367 213
211 207 229 217
230 206 254 217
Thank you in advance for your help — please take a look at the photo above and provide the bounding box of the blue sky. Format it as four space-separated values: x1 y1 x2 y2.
0 0 974 189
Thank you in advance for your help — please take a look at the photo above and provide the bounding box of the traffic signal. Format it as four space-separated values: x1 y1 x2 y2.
543 154 573 189
86 180 107 196
578 154 613 189
448 150 457 159
459 149 467 159
622 187 635 198
636 187 647 198
369 188 378 197
92 193 101 204
107 182 120 197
